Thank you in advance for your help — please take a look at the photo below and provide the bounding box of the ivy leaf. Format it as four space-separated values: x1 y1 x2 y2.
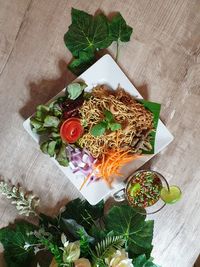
110 13 133 42
68 50 95 76
61 198 104 231
64 8 112 57
67 82 87 100
109 122 121 131
90 122 107 136
133 254 160 267
105 205 154 258
0 222 38 267
43 116 60 128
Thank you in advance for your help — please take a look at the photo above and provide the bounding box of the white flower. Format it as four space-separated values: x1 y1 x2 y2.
105 249 134 267
74 258 91 267
63 241 80 262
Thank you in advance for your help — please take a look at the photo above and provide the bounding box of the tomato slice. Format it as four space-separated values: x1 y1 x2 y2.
60 118 84 143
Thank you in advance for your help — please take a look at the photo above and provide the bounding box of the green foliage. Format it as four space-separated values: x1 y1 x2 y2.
39 235 63 266
61 198 104 231
109 13 133 60
60 218 94 243
105 204 154 258
133 254 160 267
78 228 91 258
0 222 38 267
139 100 161 154
0 181 39 216
64 8 133 75
90 109 121 137
94 235 125 259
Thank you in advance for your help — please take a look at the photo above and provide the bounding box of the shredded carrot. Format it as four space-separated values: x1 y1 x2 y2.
94 149 141 186
79 171 93 191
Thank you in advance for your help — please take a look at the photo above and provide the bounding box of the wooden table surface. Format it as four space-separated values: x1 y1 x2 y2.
0 0 200 266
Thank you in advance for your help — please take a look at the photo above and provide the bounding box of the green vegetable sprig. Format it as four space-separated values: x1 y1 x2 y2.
90 109 121 137
64 8 133 75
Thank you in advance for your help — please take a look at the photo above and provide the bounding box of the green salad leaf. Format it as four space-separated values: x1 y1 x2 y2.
67 82 87 100
133 254 160 267
0 222 38 267
64 8 133 75
105 205 154 258
139 100 161 154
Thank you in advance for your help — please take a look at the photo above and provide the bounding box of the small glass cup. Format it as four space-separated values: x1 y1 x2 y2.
113 170 170 214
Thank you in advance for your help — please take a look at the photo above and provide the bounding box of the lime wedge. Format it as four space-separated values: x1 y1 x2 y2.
130 183 141 197
160 186 182 204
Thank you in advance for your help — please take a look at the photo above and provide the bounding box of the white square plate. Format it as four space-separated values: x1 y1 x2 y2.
23 54 174 205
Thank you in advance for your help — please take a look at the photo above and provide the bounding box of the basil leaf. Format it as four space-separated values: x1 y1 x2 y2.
56 143 69 166
68 50 95 75
110 13 133 42
43 116 60 128
104 109 114 122
109 122 121 131
67 82 87 100
90 122 107 136
64 8 111 57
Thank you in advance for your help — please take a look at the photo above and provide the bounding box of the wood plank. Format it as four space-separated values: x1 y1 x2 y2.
0 0 199 266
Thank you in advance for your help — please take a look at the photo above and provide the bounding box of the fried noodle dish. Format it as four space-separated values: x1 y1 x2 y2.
78 85 154 158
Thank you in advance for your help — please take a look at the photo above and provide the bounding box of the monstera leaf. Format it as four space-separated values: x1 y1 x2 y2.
104 205 154 258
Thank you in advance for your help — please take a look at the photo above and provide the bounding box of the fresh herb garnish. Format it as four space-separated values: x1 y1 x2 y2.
64 8 133 75
90 109 121 137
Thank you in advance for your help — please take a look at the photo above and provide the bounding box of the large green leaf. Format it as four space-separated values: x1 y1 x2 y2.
0 222 38 267
133 254 160 267
104 205 154 257
64 8 111 57
139 100 161 154
61 198 104 231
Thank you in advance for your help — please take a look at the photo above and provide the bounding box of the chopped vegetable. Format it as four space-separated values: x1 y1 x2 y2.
90 149 141 187
60 118 84 143
67 146 97 187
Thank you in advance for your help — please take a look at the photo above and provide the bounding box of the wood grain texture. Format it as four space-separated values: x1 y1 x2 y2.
0 0 200 266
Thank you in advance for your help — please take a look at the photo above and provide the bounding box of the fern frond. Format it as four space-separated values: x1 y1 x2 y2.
95 235 125 259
